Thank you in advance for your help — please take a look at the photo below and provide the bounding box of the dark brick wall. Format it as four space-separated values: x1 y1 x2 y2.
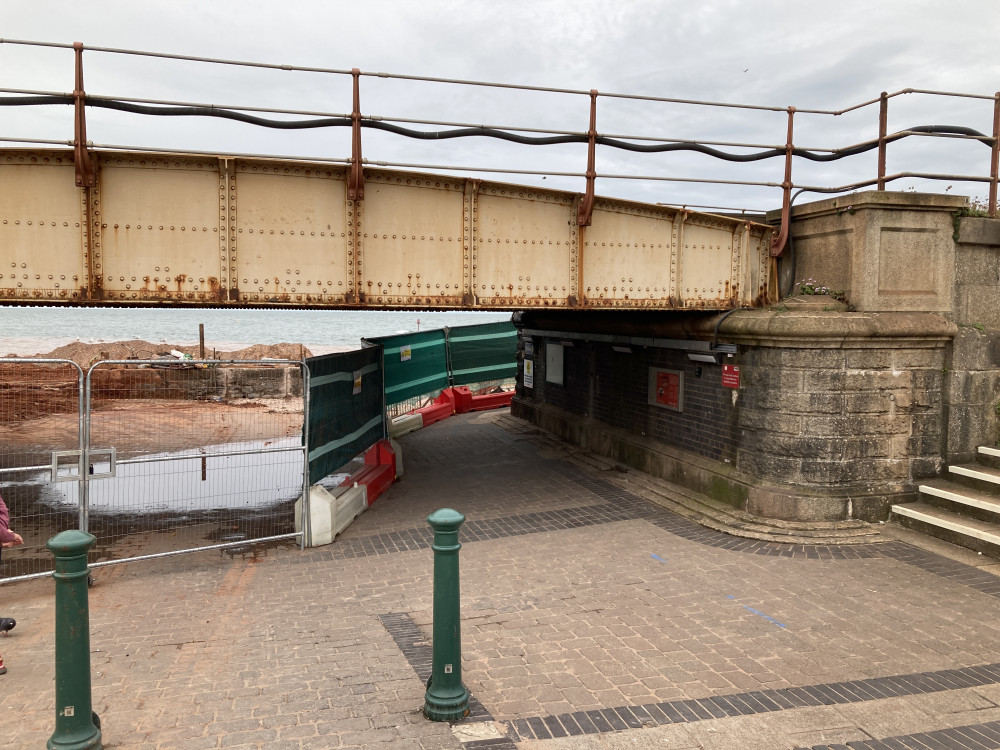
522 337 739 463
519 329 949 504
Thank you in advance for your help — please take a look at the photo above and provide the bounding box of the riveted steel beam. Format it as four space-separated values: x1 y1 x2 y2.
0 148 774 310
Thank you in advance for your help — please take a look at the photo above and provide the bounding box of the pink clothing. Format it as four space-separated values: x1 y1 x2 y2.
0 493 16 544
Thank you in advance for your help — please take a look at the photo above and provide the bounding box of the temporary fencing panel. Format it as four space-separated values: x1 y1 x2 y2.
0 358 309 584
0 359 85 580
306 347 385 484
82 359 309 567
365 330 450 406
447 321 517 386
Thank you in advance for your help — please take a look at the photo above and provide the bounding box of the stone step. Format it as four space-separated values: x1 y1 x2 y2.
519 423 882 544
570 451 881 545
978 446 1000 471
891 501 1000 557
629 471 876 536
919 478 1000 523
947 463 1000 493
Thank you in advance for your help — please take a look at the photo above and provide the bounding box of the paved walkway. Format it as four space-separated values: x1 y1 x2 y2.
6 411 1000 749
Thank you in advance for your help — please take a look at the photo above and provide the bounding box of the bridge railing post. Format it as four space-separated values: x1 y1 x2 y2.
769 106 795 258
72 42 95 188
877 92 889 191
576 89 598 227
990 91 999 218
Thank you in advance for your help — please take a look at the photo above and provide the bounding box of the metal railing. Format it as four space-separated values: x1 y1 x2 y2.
0 37 997 252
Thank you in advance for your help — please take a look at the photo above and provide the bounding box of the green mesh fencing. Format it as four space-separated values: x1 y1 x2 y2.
363 330 450 406
446 321 517 385
306 347 384 484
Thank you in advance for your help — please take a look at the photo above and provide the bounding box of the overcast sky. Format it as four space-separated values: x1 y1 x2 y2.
4 1 1000 212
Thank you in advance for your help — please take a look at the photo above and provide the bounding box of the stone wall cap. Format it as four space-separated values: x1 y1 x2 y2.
716 310 957 343
765 190 970 223
956 216 1000 246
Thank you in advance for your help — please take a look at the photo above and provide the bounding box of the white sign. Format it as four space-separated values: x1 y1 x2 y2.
524 358 534 388
400 345 412 362
545 343 563 385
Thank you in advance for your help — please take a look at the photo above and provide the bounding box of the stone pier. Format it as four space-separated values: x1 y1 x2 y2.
512 191 1000 524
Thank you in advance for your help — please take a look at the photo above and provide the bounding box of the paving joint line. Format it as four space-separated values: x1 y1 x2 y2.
377 612 504 726
800 718 1000 749
501 662 1000 742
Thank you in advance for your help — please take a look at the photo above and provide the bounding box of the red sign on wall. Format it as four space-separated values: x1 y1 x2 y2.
722 364 740 388
655 371 681 408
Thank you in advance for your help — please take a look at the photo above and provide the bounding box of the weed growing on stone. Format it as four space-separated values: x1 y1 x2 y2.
952 195 996 240
797 278 846 301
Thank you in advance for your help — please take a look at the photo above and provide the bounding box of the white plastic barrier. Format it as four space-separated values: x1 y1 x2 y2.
389 438 404 478
389 412 423 438
294 483 368 547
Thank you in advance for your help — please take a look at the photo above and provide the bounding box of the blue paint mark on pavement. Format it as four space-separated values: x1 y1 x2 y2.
726 595 786 628
650 553 668 563
741 604 786 628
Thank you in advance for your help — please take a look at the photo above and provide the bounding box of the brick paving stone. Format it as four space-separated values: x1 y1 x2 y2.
7 412 1000 749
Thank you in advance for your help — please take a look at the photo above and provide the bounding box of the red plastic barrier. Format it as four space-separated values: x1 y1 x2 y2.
340 439 396 505
414 388 455 427
468 389 513 411
452 385 474 414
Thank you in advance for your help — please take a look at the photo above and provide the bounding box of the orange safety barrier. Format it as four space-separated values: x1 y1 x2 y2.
452 385 514 413
340 439 396 506
413 388 455 427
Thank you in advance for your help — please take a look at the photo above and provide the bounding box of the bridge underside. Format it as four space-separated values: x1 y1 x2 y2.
1 149 775 310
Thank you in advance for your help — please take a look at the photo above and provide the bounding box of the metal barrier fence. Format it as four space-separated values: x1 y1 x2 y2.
0 359 84 580
0 357 309 584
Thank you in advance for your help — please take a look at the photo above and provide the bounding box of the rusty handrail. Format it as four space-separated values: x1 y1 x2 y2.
2 36 998 231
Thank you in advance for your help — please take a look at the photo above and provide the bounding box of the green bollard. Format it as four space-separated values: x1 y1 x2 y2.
423 508 470 721
46 530 102 750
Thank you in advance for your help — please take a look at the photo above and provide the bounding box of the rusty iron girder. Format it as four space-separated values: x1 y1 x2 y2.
0 148 775 310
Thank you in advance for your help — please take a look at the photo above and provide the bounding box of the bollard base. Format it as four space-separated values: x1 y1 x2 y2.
423 685 470 722
46 725 102 750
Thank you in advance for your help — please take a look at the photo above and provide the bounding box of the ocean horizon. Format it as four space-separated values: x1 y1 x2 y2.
0 305 512 358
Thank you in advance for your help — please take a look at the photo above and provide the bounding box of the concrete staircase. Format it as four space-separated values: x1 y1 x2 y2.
891 446 1000 557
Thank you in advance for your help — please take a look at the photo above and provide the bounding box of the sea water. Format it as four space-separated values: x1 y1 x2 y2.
0 305 512 357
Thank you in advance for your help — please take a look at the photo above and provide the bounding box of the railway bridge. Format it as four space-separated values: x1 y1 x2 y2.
3 39 1000 550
